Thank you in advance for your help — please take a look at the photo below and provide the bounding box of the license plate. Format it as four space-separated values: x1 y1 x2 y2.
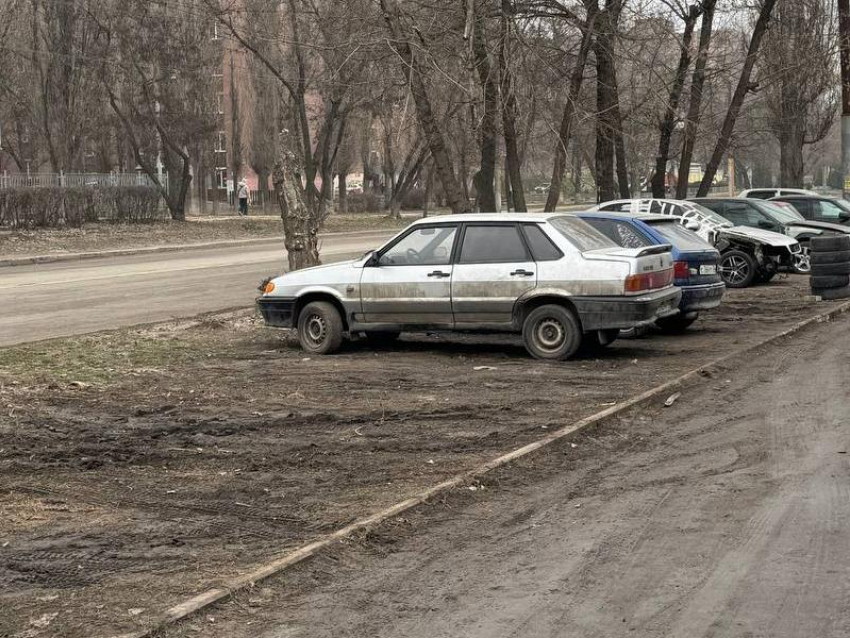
700 264 717 276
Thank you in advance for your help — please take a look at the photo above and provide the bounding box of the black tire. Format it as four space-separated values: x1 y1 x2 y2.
719 249 757 288
811 285 850 301
522 304 582 361
656 312 699 334
810 274 850 289
810 262 850 276
364 331 401 346
810 250 850 265
810 235 850 253
297 301 344 355
578 329 619 355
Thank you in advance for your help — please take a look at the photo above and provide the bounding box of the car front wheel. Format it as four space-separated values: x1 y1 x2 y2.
522 304 582 361
719 249 757 288
297 301 344 355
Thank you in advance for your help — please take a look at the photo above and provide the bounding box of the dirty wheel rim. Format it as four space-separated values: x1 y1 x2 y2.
305 314 328 346
534 318 566 353
793 248 811 273
720 255 750 285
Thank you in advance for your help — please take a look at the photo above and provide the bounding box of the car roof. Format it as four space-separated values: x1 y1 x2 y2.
771 195 831 201
575 211 672 223
410 212 567 224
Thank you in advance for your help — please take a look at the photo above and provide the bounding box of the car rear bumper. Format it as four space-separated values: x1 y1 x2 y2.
257 297 297 328
680 282 726 312
572 288 683 331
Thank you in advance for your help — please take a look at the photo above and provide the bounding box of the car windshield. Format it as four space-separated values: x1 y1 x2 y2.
761 202 805 223
832 198 850 213
645 221 714 251
549 216 618 252
687 202 733 228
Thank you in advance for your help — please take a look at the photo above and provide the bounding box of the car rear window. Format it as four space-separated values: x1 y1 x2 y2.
521 224 563 261
548 216 618 252
581 218 654 249
646 221 713 250
747 190 775 199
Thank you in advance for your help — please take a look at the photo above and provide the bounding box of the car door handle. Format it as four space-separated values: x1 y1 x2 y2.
510 269 535 277
427 270 451 278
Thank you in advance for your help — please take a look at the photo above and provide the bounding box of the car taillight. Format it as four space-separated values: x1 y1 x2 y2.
624 268 673 293
674 261 690 280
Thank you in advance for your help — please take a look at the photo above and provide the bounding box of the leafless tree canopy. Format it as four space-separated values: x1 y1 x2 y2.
0 0 843 263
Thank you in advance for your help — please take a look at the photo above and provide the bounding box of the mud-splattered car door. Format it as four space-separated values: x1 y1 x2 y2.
451 223 537 327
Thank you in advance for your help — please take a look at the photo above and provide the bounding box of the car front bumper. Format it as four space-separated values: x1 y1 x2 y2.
257 297 297 328
572 288 683 331
680 282 726 313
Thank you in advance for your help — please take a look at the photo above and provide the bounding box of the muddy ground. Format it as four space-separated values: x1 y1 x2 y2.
0 214 407 260
0 276 840 637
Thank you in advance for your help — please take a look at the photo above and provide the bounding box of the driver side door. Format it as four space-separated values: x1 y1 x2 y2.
360 224 458 326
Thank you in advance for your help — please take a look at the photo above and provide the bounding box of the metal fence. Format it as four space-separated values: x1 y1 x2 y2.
0 172 160 189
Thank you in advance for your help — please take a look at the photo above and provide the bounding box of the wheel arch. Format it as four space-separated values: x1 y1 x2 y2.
514 293 584 332
294 290 350 331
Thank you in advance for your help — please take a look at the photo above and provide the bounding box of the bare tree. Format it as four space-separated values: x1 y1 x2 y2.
697 0 778 197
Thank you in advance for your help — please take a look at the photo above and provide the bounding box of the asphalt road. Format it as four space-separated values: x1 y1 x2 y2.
188 314 850 638
0 230 395 347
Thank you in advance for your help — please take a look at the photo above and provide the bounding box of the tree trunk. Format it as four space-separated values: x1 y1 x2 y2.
779 119 805 187
500 0 527 212
379 0 471 214
423 163 435 217
471 1 498 212
572 146 583 199
545 6 596 212
676 0 716 199
651 9 699 198
594 8 617 203
697 0 778 197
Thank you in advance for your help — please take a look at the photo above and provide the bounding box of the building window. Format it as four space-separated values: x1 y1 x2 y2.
215 131 226 153
216 168 228 189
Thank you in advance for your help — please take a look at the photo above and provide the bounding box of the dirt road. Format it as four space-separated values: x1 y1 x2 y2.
2 277 847 638
167 307 850 638
0 230 394 346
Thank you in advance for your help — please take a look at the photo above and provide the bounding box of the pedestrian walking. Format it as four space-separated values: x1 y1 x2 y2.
237 179 250 217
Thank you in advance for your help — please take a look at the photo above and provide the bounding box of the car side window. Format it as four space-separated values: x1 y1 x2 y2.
598 202 628 212
521 224 563 261
814 201 845 220
459 224 529 264
379 226 457 266
749 190 775 200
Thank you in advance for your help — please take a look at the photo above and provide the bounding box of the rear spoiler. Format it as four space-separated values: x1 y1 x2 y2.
636 244 673 257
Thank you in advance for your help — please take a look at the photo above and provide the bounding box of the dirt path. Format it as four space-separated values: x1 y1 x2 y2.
174 308 850 638
0 277 846 637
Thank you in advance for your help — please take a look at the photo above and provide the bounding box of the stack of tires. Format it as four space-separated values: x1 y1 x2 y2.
810 235 850 300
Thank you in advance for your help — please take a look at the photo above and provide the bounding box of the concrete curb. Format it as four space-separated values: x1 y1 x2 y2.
114 299 850 638
0 229 397 268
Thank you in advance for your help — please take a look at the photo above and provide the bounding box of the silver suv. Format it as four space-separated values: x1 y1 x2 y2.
257 214 682 360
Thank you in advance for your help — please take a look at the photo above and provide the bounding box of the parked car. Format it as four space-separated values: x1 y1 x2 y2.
738 187 819 200
573 212 724 332
769 195 850 226
257 214 682 361
591 199 802 288
691 198 850 274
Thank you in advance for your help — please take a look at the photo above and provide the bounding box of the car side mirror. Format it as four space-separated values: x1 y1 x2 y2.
684 220 701 232
363 250 379 267
839 211 850 222
757 220 775 229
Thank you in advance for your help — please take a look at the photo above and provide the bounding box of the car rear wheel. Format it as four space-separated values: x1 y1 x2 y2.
719 250 757 288
792 244 811 274
297 301 344 355
522 305 582 361
656 311 699 334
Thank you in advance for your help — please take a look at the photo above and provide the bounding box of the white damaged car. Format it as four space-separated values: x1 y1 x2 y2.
257 214 682 360
593 199 802 288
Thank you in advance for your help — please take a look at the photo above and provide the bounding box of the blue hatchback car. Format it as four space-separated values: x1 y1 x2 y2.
575 212 725 332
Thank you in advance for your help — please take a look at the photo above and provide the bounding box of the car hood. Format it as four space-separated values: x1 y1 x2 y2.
722 226 798 247
785 220 850 234
271 259 360 286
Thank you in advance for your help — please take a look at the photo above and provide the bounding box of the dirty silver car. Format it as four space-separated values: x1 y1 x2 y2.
257 214 682 361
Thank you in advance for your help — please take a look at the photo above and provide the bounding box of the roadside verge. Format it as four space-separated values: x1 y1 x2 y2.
115 298 850 638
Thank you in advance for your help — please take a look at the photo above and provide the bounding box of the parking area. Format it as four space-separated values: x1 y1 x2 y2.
0 276 841 637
